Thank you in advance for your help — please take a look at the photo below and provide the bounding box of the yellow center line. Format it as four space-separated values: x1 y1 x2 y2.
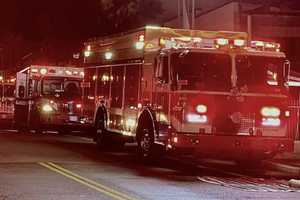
47 162 135 200
38 162 136 200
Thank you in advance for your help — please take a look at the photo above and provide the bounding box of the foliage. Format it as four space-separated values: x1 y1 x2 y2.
0 0 163 69
97 0 163 34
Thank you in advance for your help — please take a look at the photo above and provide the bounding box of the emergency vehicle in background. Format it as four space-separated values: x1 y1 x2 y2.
14 65 84 133
82 26 293 162
0 78 15 122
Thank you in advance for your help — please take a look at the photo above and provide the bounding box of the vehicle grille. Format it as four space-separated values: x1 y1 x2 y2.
238 113 255 134
214 112 256 135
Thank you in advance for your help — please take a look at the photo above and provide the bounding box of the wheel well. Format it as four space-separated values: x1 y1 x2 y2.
137 109 156 138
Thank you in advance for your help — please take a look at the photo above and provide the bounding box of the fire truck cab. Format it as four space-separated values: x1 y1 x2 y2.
14 65 84 133
83 26 293 161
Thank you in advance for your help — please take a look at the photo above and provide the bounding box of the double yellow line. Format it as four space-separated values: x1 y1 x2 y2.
39 162 136 200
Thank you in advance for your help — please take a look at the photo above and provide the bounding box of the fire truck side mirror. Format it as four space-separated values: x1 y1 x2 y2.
283 60 290 83
155 55 168 84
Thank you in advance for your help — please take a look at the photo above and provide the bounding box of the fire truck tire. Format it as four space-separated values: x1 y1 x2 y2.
16 127 30 134
136 119 156 162
95 116 109 150
30 107 43 134
34 128 43 134
57 128 69 135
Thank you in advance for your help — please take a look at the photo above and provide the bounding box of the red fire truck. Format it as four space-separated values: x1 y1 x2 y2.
14 65 84 133
0 79 15 123
82 26 293 162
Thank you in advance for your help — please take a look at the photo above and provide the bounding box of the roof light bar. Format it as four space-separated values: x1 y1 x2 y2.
216 38 229 46
251 41 264 47
234 39 246 47
251 41 281 52
31 68 38 73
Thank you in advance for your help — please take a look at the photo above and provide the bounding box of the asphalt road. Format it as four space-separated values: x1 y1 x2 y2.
0 130 300 200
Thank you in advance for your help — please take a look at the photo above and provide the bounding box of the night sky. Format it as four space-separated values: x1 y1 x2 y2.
0 0 299 70
0 0 163 69
1 1 103 42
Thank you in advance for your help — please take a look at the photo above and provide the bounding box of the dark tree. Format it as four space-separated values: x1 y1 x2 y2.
0 0 163 69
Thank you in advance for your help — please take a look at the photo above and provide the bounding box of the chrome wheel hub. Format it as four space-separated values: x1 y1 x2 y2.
140 130 151 153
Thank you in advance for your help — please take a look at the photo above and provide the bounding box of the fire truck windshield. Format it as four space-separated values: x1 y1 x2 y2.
236 55 285 93
0 85 15 98
171 52 231 91
42 78 81 98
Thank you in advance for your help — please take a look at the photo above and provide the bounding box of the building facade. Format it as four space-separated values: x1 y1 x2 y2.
164 1 300 71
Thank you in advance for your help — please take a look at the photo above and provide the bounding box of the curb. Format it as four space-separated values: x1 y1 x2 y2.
263 161 300 176
288 179 300 188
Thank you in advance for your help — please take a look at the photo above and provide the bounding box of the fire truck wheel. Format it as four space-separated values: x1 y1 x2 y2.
95 117 108 150
16 127 30 134
30 106 43 134
57 128 68 135
137 121 156 161
34 128 43 134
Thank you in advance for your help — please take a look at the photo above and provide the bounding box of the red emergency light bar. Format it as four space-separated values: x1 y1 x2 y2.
251 41 280 52
159 37 248 50
29 66 84 78
159 36 281 53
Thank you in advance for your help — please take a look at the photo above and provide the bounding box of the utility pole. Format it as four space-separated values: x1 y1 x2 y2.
182 0 190 29
247 14 252 45
178 0 181 26
0 48 3 70
191 0 195 29
0 70 4 100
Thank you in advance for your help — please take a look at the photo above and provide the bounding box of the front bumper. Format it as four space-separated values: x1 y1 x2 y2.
169 134 294 160
39 113 90 129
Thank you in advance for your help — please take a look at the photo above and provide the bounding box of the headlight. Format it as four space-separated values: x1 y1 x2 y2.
262 118 281 126
42 104 53 112
186 113 208 123
196 104 207 113
260 106 280 117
